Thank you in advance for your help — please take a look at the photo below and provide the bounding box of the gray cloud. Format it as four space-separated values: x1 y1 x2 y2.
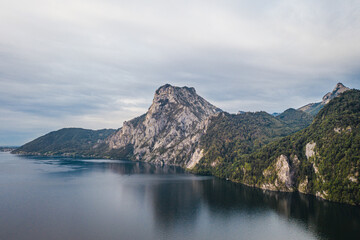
1 0 360 145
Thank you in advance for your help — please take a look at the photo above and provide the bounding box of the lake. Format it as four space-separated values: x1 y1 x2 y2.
0 152 359 240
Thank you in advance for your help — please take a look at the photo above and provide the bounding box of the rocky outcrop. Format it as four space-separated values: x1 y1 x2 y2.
104 84 221 166
322 83 350 104
187 148 204 169
298 177 309 193
305 142 316 159
305 141 321 176
298 82 350 115
262 154 300 191
276 155 292 189
334 126 352 134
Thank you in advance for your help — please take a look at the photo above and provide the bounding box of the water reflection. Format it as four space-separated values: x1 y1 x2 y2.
145 176 360 240
2 154 359 240
79 157 359 239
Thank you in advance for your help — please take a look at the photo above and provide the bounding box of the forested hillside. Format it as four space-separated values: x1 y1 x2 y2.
13 128 115 157
193 90 360 205
194 110 312 175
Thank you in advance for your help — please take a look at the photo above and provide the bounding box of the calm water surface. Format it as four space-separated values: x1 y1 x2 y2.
0 152 359 240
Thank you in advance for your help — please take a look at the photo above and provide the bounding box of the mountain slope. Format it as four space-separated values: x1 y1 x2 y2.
12 83 358 204
275 108 313 131
13 84 314 167
100 84 222 166
298 82 350 116
192 110 313 175
197 90 360 205
13 128 116 157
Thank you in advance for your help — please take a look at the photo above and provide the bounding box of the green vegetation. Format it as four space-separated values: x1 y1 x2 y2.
13 128 115 157
193 90 360 205
12 87 359 205
193 109 312 175
302 102 323 116
276 108 314 131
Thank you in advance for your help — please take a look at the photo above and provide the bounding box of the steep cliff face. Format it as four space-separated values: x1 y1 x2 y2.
105 84 221 166
298 82 350 115
261 154 300 192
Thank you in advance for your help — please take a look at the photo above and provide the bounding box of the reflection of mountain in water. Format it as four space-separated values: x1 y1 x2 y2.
106 161 183 175
38 157 360 240
105 160 360 240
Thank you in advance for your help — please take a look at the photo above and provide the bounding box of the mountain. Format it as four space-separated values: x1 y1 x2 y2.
14 84 312 168
100 84 222 166
271 112 280 117
298 82 350 115
193 109 313 175
0 146 18 152
13 83 358 204
13 84 222 165
13 128 116 157
275 108 313 131
12 84 315 166
194 90 360 205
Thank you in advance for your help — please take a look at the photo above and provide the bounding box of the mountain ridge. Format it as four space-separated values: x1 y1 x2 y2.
12 83 359 204
193 89 360 205
13 128 116 157
97 84 222 166
298 82 350 115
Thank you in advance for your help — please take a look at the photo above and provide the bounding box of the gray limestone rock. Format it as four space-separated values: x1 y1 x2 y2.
104 84 221 166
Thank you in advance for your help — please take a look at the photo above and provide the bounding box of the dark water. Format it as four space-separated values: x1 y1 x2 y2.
0 152 359 240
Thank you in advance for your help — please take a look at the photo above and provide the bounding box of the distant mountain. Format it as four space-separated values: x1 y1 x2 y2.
13 128 115 157
193 90 360 205
275 108 313 132
298 83 350 115
271 112 280 117
0 146 18 152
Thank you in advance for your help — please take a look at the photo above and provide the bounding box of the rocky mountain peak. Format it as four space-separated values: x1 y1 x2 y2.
153 84 198 107
155 84 196 95
335 82 345 89
106 84 221 166
322 82 350 104
149 84 221 121
298 82 351 115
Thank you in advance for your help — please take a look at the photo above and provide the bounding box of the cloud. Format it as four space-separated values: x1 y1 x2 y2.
0 0 360 145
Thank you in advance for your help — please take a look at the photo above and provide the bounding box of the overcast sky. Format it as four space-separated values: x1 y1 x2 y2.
1 0 360 145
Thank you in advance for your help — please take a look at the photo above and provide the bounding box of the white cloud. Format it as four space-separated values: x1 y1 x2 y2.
0 0 360 144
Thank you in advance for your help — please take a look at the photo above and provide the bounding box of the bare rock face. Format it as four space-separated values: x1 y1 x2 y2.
275 155 294 189
105 84 221 166
305 142 316 159
305 141 322 176
298 177 309 193
262 154 300 191
322 82 350 104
